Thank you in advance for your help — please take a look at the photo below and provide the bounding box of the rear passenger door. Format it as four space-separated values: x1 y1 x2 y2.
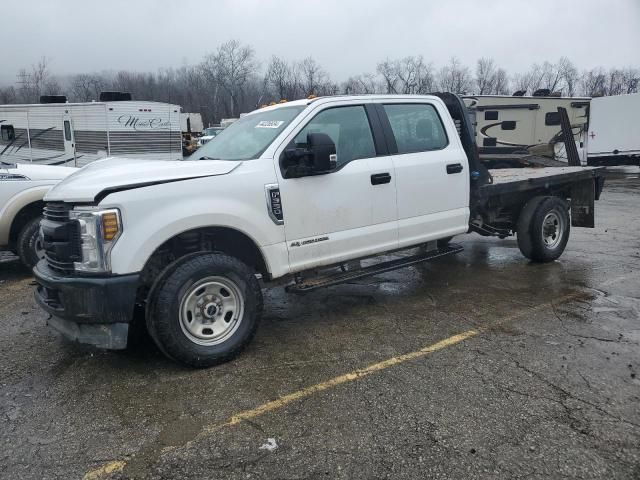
379 101 469 248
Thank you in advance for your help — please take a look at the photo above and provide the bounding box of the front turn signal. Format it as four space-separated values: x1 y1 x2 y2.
102 212 120 241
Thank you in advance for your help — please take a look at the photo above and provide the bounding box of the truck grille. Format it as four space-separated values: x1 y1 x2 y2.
42 203 81 274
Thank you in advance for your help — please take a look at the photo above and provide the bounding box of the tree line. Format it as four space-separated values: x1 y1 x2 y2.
1 40 638 125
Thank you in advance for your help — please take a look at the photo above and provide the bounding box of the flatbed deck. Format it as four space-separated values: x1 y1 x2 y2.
477 166 605 197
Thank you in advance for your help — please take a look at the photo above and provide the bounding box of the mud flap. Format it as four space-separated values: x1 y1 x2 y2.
571 179 596 228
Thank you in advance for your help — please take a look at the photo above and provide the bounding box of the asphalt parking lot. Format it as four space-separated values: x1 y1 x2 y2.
1 170 639 480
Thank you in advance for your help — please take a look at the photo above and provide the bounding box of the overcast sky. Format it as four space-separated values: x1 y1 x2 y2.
1 0 639 85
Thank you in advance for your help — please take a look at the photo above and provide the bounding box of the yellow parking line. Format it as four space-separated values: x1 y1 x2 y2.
209 329 479 433
83 291 588 479
82 460 126 480
205 291 588 434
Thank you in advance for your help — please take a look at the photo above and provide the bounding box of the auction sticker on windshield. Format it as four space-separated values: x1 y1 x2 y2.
255 120 285 129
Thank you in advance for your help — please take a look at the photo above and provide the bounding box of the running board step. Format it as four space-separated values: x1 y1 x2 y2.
286 243 464 293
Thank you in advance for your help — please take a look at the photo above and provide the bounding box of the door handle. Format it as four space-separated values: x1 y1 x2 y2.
446 163 463 174
371 173 392 185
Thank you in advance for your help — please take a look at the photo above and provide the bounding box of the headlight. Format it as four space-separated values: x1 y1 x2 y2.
69 207 122 273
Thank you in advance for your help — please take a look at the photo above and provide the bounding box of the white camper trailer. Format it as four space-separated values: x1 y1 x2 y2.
584 93 640 166
0 99 182 167
463 95 590 158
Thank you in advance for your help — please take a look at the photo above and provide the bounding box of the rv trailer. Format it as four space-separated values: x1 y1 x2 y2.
0 98 183 167
463 95 590 164
584 93 640 167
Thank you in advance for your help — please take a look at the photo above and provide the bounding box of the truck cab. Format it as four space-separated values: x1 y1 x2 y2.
33 95 604 367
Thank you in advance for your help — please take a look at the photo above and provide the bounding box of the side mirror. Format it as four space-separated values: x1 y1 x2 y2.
307 133 337 172
282 133 337 178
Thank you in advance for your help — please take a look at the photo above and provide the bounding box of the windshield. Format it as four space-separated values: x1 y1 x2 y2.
196 106 305 161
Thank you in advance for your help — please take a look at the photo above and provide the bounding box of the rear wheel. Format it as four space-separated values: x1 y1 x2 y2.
517 196 570 262
147 253 263 367
16 216 44 270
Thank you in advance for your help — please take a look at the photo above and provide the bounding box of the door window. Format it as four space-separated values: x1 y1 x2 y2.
294 106 376 168
63 120 72 141
383 104 448 154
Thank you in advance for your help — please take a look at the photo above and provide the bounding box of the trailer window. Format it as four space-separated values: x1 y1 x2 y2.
501 121 516 130
1 125 15 142
484 111 499 120
63 121 72 141
383 104 448 154
545 112 561 126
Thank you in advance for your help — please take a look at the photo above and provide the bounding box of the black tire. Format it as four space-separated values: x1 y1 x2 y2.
16 216 44 270
146 253 263 367
517 196 570 263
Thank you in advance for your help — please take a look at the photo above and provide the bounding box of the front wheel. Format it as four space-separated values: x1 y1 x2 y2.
147 253 263 367
16 216 44 270
517 196 570 263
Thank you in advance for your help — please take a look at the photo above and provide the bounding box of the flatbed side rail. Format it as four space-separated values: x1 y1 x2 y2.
474 167 605 198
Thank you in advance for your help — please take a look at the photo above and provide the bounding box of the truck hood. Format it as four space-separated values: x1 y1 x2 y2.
1 162 77 181
45 157 242 203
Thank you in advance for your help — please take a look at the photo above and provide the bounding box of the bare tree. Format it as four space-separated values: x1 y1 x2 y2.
438 57 473 93
206 40 258 117
396 56 435 94
539 61 563 93
558 57 579 96
265 56 300 100
493 68 510 94
0 85 17 104
343 73 380 94
580 68 607 97
375 56 435 94
70 73 107 102
297 57 328 96
376 59 398 94
16 57 61 102
476 58 496 94
621 67 639 94
512 63 545 95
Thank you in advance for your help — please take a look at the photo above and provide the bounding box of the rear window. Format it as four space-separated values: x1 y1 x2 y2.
383 104 448 154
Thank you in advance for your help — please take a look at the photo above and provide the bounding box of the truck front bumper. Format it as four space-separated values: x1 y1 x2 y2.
34 260 139 350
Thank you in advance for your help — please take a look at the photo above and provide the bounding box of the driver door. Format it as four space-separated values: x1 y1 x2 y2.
275 102 398 273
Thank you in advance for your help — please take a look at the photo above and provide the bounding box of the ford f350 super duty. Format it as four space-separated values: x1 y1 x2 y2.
33 93 605 367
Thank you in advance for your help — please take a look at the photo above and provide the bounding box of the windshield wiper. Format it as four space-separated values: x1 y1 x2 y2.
199 156 222 160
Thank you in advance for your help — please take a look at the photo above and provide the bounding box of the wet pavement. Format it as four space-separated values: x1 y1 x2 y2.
1 169 639 479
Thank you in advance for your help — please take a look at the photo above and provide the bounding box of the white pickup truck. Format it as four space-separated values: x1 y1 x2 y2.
1 162 77 268
33 94 605 367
